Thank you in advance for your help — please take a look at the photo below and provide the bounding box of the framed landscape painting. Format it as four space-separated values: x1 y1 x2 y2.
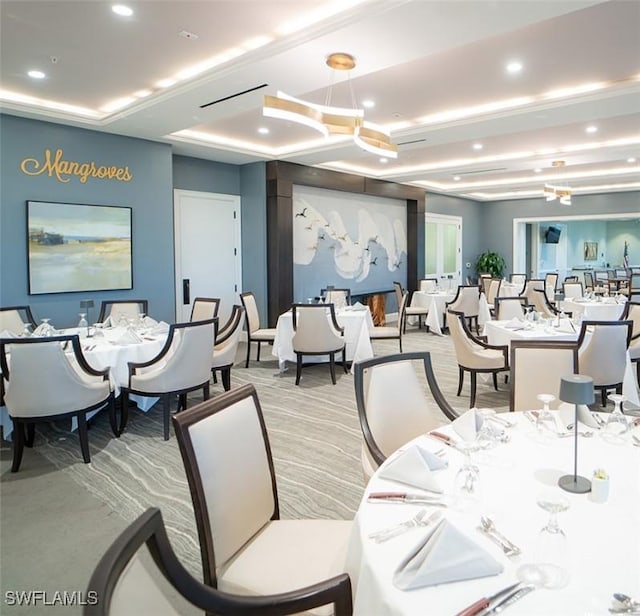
27 201 133 294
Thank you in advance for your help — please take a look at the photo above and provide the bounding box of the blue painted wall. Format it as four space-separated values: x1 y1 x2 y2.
173 154 240 195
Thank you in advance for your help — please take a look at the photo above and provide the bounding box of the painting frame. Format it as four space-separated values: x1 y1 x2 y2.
584 241 598 261
27 200 133 295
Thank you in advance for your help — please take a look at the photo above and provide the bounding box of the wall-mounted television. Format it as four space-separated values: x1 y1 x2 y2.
27 200 133 294
544 226 561 244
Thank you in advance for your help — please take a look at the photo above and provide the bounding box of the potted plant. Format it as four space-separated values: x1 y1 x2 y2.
475 251 505 278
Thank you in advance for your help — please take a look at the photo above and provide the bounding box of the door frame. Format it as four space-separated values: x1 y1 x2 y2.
424 212 463 286
173 189 242 323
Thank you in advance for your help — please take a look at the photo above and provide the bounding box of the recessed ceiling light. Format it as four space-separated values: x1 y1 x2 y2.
362 100 375 109
112 4 133 16
472 143 483 151
155 78 176 88
258 127 269 135
534 168 542 173
506 61 523 74
628 157 637 163
586 125 598 134
379 157 388 163
453 175 461 181
27 70 45 79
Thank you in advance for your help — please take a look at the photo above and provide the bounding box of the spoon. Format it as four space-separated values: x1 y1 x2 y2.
479 516 521 555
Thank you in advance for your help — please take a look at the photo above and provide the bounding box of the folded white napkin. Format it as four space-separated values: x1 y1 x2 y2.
393 518 503 590
378 444 446 493
558 402 599 429
148 320 169 335
603 297 617 304
98 316 113 328
503 317 524 329
115 328 143 345
349 301 367 311
0 329 19 339
451 409 484 441
142 316 159 327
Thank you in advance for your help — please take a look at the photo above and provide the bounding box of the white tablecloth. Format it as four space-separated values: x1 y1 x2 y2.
345 416 640 615
1 327 166 440
272 307 374 372
410 291 455 336
560 298 626 321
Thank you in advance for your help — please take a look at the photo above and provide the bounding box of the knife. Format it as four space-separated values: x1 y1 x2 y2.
455 582 521 616
367 492 447 506
480 584 534 615
427 431 463 451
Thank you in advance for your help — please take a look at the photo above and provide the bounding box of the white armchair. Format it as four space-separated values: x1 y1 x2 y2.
98 300 149 325
446 285 480 333
190 297 220 322
211 305 245 391
0 305 37 336
240 291 277 368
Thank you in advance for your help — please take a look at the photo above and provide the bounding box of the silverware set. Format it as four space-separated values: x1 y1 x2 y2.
477 516 521 557
368 509 442 543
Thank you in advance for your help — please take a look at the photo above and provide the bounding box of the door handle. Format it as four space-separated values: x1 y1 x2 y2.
182 279 190 305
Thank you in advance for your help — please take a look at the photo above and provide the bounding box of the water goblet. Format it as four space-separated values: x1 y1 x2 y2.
535 393 558 440
39 318 53 336
602 393 628 444
453 441 483 512
21 322 33 337
517 490 570 589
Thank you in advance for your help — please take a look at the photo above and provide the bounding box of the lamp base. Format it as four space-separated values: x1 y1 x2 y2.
558 474 591 494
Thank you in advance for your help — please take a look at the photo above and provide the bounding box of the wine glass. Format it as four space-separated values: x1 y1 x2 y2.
517 490 571 589
78 313 89 338
21 322 33 337
39 318 52 336
453 441 483 512
535 393 558 441
602 393 628 444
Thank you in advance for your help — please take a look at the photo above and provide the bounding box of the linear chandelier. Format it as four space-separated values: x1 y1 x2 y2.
543 160 572 205
263 52 398 158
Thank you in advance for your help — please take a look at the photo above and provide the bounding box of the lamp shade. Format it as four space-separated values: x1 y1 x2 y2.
559 374 595 405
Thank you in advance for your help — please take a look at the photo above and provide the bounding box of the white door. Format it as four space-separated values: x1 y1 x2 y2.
174 190 242 325
425 213 462 289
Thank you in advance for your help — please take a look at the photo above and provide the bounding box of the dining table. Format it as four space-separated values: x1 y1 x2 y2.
0 324 168 440
409 290 456 336
272 304 374 373
345 412 640 615
560 297 626 321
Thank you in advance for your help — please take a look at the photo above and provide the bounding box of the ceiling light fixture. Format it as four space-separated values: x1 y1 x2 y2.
628 157 637 163
586 125 598 134
263 52 397 158
112 5 133 17
543 160 572 205
27 70 45 79
506 61 523 74
472 143 483 151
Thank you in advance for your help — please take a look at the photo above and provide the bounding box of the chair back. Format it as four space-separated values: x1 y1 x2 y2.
446 310 485 367
494 297 528 320
584 271 595 290
99 300 148 325
172 385 278 586
1 336 109 417
353 353 458 474
510 341 578 411
509 274 527 287
396 292 408 333
321 287 351 310
531 289 555 317
615 269 628 279
621 301 640 338
563 276 578 283
212 305 245 366
577 320 632 386
521 279 544 303
292 304 344 354
393 281 404 309
630 273 640 301
239 291 262 334
419 278 438 293
544 273 558 292
480 276 492 297
0 305 37 335
486 279 501 305
447 285 479 318
190 297 220 322
563 281 584 299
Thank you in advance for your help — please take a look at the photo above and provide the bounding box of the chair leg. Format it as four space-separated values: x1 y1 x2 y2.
342 347 348 374
245 338 251 368
24 424 35 447
77 413 91 464
177 393 187 411
212 370 218 384
470 372 477 408
492 372 498 391
203 381 210 400
221 368 231 391
601 388 606 407
163 395 171 441
119 390 130 435
295 354 303 385
11 421 25 473
329 352 337 385
457 367 464 396
256 341 261 362
399 337 403 353
108 395 119 438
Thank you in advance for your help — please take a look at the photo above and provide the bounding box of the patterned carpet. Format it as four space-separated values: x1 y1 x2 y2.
20 326 512 577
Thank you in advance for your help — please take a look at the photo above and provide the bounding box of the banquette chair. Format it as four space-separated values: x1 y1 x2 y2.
120 318 217 440
0 305 38 336
239 291 277 368
353 352 458 481
171 384 353 615
98 300 149 325
291 303 347 385
369 291 407 352
394 281 428 332
447 309 509 408
0 335 117 471
84 507 352 616
190 297 220 322
494 296 528 321
446 285 480 333
210 305 245 391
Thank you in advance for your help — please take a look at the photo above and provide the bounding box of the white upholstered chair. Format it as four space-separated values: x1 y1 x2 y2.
172 384 353 615
98 300 149 325
190 297 220 322
577 320 632 406
486 279 502 315
240 291 277 368
494 296 528 321
321 287 351 310
120 318 216 440
544 272 559 303
0 335 116 472
394 281 428 332
0 305 37 336
510 340 578 412
353 352 458 481
211 305 244 391
563 281 584 300
292 303 347 385
419 278 438 293
85 507 352 616
447 309 509 408
621 301 640 383
531 289 558 318
446 285 480 333
509 273 527 290
521 279 544 304
370 291 407 352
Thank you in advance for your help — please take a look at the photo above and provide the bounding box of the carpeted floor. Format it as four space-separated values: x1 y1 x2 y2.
1 325 513 610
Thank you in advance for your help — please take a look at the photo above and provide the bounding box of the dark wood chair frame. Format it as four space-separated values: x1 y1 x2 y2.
98 299 149 323
445 285 480 334
171 384 353 614
211 304 244 391
509 340 579 412
493 296 529 320
84 506 352 616
120 318 217 440
354 352 459 467
291 303 347 385
0 305 38 331
447 310 509 408
509 274 527 295
577 319 633 407
190 297 220 321
583 271 595 290
239 291 275 368
621 301 640 384
320 287 352 306
533 289 572 318
0 335 117 472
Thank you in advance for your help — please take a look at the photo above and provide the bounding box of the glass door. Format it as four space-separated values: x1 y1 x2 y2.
425 214 462 291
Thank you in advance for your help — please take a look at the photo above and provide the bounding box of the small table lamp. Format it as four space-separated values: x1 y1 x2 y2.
558 374 595 494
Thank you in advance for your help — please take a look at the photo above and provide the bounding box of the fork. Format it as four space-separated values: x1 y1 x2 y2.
369 509 442 543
